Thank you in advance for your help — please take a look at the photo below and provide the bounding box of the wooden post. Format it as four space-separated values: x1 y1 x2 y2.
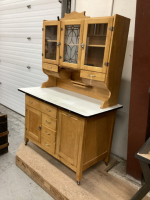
127 0 150 180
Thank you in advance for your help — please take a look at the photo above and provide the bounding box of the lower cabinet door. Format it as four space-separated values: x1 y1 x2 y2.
26 106 41 142
56 110 85 168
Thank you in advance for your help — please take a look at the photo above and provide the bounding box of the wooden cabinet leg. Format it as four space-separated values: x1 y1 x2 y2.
25 138 29 145
76 169 83 184
104 153 110 164
76 120 86 185
104 110 117 165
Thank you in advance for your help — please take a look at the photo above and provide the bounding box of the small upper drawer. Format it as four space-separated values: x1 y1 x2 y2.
40 101 57 119
42 63 58 72
42 113 57 131
80 70 106 82
41 125 56 143
26 95 40 110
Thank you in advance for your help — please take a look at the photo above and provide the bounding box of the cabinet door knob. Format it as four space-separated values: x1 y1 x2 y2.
57 42 61 46
104 62 109 66
39 126 41 131
81 43 84 49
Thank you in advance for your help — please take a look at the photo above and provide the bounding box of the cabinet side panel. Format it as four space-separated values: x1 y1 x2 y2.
103 15 130 108
83 111 116 167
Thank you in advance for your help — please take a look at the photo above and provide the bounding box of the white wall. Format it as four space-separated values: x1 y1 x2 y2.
71 0 136 160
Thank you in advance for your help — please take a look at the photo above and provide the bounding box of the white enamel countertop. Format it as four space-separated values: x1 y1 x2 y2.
18 87 122 117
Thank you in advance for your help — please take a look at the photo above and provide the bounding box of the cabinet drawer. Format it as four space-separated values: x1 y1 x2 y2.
41 136 55 153
80 70 106 82
42 113 57 131
41 125 56 143
40 101 57 119
26 95 40 110
42 63 58 72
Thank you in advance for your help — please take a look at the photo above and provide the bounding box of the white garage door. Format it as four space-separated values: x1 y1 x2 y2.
0 0 61 115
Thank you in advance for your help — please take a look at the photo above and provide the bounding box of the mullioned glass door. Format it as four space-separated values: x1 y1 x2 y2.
42 21 60 65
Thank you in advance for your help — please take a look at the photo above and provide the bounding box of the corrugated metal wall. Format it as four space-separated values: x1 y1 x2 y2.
0 0 61 115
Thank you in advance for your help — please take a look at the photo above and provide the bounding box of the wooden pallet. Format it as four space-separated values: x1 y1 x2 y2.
16 143 150 200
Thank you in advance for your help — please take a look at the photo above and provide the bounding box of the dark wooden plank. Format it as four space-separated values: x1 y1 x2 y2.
0 135 8 146
127 0 150 180
0 147 8 155
0 143 9 150
0 122 7 133
0 131 9 138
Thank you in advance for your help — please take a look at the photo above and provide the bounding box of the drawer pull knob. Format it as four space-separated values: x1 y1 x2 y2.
46 108 51 112
39 126 41 131
89 75 96 78
66 114 73 118
45 142 50 146
29 101 33 104
45 131 50 135
46 120 51 124
47 66 52 69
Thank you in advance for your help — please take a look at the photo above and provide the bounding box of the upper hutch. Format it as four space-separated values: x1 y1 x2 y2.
42 11 130 109
20 11 130 185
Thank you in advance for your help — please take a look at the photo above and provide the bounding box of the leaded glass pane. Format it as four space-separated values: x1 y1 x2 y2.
64 25 80 64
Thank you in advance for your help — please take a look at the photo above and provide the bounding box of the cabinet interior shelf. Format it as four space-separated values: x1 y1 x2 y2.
88 44 105 47
87 35 106 37
47 40 57 42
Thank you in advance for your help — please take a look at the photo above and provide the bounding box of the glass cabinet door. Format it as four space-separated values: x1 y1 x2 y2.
42 21 60 65
60 19 84 69
81 17 114 73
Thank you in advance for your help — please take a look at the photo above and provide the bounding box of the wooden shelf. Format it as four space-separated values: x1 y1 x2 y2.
47 40 57 42
87 35 106 37
88 44 105 47
65 43 79 46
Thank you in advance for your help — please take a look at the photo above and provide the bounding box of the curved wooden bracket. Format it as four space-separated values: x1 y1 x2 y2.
41 69 56 88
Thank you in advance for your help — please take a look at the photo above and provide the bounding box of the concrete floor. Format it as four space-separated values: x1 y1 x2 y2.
0 104 53 200
0 104 147 200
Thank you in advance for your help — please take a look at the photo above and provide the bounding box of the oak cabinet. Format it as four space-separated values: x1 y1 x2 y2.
21 11 130 184
42 17 113 73
24 94 117 183
42 12 130 109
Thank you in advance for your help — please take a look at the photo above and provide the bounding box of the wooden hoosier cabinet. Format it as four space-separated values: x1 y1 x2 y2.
19 12 130 184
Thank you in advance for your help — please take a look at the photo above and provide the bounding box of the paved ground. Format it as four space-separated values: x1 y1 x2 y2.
0 104 146 200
